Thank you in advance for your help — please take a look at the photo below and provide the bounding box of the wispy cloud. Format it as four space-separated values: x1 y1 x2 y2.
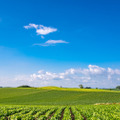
24 23 38 29
41 36 45 39
46 40 68 44
24 23 57 37
34 40 69 46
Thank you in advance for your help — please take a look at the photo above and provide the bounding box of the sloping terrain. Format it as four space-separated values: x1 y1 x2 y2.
0 87 120 105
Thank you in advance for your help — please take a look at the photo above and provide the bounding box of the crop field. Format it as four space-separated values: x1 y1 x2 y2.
0 104 120 120
0 87 120 119
0 87 120 105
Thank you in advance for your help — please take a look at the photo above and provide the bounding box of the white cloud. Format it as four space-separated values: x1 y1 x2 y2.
1 65 120 88
24 23 68 46
46 40 68 44
29 65 120 88
34 40 69 46
41 36 45 39
36 25 57 35
24 23 38 29
24 23 57 35
88 65 106 74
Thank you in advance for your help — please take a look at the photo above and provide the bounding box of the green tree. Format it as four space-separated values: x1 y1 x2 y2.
79 84 84 89
17 85 32 88
116 86 120 89
85 87 91 89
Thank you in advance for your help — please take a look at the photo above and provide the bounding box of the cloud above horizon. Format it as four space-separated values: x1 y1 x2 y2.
34 40 69 46
11 65 120 88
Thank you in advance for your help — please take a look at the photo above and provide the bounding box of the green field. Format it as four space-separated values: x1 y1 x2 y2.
1 87 120 119
0 87 120 105
0 104 120 119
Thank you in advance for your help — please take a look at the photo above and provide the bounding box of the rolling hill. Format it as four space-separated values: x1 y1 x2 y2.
0 87 120 105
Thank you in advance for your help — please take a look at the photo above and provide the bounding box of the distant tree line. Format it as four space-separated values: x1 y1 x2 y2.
79 84 120 90
0 84 120 90
79 84 91 89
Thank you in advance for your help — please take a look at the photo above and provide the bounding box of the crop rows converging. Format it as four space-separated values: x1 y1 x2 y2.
0 105 120 120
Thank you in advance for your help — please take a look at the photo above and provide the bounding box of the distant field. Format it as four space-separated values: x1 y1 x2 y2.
0 87 120 105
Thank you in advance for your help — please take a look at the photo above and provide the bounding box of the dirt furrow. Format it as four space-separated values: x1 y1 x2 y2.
60 108 65 120
70 107 75 120
47 109 57 120
81 114 87 120
36 109 50 119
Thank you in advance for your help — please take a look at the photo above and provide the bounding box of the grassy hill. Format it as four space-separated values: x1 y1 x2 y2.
0 87 120 105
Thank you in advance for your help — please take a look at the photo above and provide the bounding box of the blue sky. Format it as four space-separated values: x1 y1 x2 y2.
0 0 120 88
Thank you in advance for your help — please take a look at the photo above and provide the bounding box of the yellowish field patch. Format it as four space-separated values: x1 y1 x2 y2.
39 86 120 93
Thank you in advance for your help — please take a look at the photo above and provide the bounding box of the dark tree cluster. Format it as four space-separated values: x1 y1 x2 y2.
17 85 32 88
116 86 120 90
79 84 91 89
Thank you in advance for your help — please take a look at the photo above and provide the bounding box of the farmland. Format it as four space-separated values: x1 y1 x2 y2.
0 87 120 105
0 87 120 119
0 104 120 119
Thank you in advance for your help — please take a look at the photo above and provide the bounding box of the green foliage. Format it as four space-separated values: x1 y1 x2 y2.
76 104 120 119
62 107 71 120
116 86 120 89
17 85 32 88
79 84 84 89
71 107 84 120
0 105 120 120
85 87 91 89
51 107 65 119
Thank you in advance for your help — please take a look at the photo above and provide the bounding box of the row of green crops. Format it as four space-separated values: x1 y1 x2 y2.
0 105 120 120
